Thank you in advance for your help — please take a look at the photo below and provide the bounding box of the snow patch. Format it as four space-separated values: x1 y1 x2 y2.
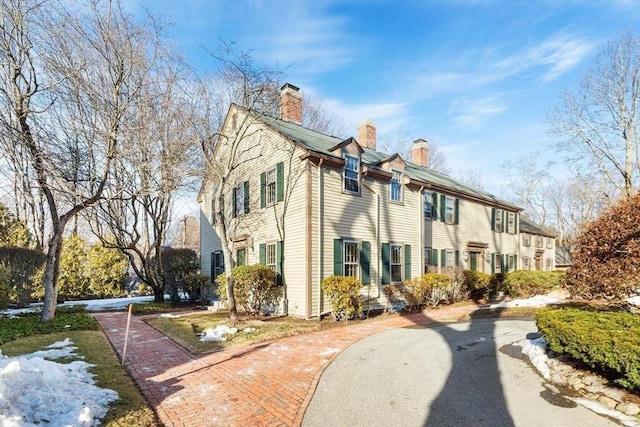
519 337 551 380
489 294 563 309
0 339 118 427
199 325 238 342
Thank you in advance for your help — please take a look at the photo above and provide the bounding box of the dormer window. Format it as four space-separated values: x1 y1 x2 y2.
343 154 360 193
390 169 402 202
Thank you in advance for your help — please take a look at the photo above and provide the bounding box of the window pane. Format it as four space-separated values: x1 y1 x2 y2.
445 197 454 223
266 168 276 205
343 242 358 278
391 265 402 282
266 244 276 271
344 155 360 193
423 192 432 220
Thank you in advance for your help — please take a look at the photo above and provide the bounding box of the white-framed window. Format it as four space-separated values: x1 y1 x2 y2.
508 255 515 272
494 209 503 232
344 241 359 278
545 258 553 271
547 237 553 249
445 196 455 224
266 243 276 271
423 191 433 220
523 256 531 270
445 249 455 267
265 167 277 205
523 233 531 247
507 212 515 234
535 235 543 248
343 155 360 193
390 244 402 282
424 246 433 273
211 251 224 279
390 169 402 202
494 253 502 273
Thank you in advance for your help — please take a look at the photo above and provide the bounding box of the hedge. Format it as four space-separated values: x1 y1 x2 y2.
536 307 640 391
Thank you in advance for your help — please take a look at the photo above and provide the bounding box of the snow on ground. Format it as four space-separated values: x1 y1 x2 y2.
628 295 640 307
0 339 118 427
489 293 565 309
0 295 157 317
199 325 238 342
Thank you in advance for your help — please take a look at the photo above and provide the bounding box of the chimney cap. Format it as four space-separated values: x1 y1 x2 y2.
281 82 300 92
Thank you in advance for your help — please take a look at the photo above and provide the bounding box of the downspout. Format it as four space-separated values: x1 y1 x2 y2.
317 159 324 320
361 181 380 298
419 186 424 275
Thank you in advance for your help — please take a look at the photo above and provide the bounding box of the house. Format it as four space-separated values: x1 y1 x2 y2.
199 83 532 319
555 246 572 270
518 216 557 271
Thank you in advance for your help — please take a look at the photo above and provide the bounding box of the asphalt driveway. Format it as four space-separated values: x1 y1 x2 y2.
302 318 619 427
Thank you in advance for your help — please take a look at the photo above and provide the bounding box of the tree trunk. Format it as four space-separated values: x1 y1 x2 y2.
40 230 65 322
153 285 164 303
226 273 238 324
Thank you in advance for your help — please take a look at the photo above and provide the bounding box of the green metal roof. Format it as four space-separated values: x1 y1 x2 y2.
519 215 556 237
260 112 520 210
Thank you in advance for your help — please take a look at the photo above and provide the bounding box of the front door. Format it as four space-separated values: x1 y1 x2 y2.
469 252 479 271
236 248 246 266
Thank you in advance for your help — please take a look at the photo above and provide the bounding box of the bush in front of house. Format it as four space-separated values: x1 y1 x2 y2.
463 270 492 300
440 266 468 303
502 270 564 298
215 265 281 315
181 273 211 304
536 306 640 391
403 273 450 310
321 275 362 321
565 193 640 301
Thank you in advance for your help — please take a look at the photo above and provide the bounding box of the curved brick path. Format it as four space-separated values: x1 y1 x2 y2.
94 303 482 427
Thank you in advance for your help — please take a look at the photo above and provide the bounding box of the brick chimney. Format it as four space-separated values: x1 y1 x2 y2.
357 121 377 149
279 83 302 124
411 139 429 167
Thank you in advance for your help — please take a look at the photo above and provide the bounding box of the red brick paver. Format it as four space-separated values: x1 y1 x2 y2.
93 303 481 427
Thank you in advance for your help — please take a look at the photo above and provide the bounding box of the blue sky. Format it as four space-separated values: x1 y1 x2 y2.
125 0 639 197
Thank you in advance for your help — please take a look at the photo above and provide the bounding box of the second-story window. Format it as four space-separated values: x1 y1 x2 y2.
547 237 553 249
523 233 531 247
494 209 503 232
507 212 515 234
390 169 402 202
232 181 249 217
266 167 277 205
423 191 433 220
445 196 455 224
344 155 360 193
535 235 543 248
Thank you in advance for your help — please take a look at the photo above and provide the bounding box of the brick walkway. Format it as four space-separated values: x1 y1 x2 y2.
93 303 482 427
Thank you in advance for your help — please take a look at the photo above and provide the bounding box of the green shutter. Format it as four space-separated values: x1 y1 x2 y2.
404 244 411 281
440 194 446 222
491 208 496 231
515 215 519 234
514 255 518 271
454 198 459 225
276 241 283 284
244 181 250 214
276 162 284 202
361 241 371 285
502 211 507 233
431 248 438 267
333 239 343 276
455 250 460 266
210 252 216 278
432 193 438 220
382 243 390 284
491 253 495 274
441 249 446 267
260 172 266 208
259 243 266 265
231 187 237 218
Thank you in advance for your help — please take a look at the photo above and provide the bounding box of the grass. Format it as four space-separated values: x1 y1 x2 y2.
0 319 159 426
147 310 342 353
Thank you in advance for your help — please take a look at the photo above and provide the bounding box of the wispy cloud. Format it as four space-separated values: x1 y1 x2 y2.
493 33 594 82
449 95 508 130
322 97 409 136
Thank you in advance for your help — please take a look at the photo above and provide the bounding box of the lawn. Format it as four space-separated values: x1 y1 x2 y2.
147 309 344 354
146 304 538 354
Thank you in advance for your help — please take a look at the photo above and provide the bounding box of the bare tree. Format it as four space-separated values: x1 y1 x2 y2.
90 56 197 303
301 92 346 137
0 0 161 321
194 45 284 323
502 151 553 225
548 30 640 199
